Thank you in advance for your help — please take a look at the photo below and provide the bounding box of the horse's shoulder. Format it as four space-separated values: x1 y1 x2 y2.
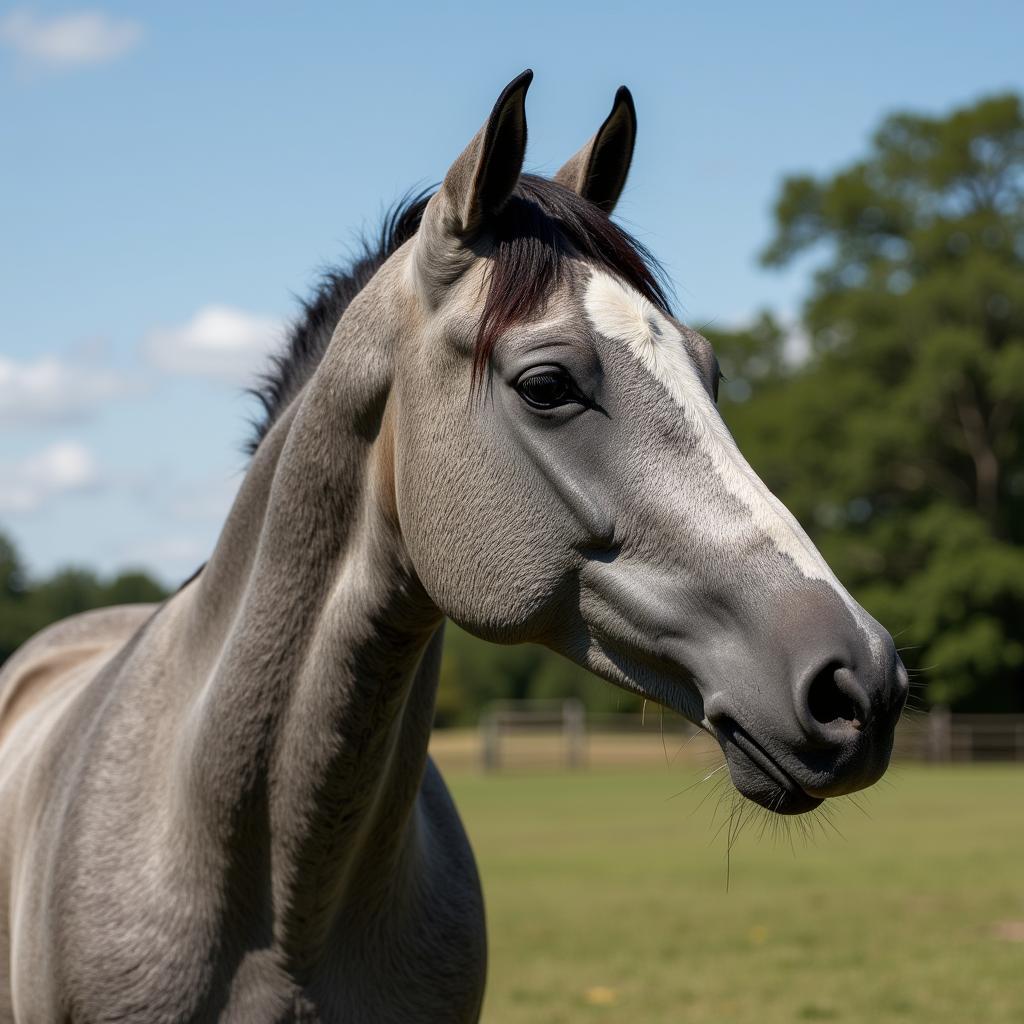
0 604 157 745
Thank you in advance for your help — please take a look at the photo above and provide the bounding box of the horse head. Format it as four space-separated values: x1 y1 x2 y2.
360 72 907 814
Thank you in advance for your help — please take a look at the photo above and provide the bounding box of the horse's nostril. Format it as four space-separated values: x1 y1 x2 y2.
806 663 863 729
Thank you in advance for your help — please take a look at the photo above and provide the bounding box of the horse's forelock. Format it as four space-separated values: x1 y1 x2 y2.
474 175 671 385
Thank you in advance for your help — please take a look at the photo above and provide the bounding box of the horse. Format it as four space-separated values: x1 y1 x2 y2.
0 71 907 1022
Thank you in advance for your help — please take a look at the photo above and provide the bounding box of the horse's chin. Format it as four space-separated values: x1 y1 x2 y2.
716 725 824 816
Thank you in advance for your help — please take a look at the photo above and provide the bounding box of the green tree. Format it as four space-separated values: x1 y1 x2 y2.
101 572 168 606
0 534 27 600
0 531 169 665
712 93 1024 711
32 568 105 623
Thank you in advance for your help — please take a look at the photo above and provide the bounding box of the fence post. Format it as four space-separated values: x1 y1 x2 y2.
927 706 952 762
565 699 586 770
481 710 501 773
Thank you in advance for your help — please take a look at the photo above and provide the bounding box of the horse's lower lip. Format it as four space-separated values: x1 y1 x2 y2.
712 718 824 815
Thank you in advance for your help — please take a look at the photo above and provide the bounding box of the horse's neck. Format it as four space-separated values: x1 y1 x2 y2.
168 315 442 953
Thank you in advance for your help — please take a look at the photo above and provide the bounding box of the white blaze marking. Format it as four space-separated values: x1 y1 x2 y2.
583 270 877 646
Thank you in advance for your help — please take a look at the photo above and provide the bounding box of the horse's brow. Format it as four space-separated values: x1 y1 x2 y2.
493 298 592 346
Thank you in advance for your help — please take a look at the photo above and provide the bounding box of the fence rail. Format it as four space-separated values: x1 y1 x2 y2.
893 710 1024 762
463 703 1024 773
480 699 586 771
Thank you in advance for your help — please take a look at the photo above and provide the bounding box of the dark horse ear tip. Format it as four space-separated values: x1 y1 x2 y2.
612 86 636 117
503 69 534 99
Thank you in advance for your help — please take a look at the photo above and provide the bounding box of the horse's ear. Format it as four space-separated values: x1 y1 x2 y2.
554 86 636 214
414 70 531 302
435 70 532 235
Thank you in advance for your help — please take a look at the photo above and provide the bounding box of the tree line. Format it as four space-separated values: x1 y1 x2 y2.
0 532 167 665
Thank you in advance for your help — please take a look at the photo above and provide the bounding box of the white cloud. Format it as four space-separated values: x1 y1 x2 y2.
114 533 214 588
118 535 207 569
0 441 100 512
0 10 143 68
0 354 128 424
144 306 284 384
170 474 242 523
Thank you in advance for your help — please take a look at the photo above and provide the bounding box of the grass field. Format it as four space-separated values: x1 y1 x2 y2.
445 763 1024 1023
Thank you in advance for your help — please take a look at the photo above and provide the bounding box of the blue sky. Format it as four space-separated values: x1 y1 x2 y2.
2 1 1022 585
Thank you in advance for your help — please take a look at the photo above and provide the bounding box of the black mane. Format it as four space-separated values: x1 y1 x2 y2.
246 175 669 454
245 190 431 454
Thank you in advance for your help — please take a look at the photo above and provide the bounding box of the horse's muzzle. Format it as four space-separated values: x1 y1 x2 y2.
704 603 909 815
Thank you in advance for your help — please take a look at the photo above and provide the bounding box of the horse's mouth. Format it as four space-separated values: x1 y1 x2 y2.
711 718 824 816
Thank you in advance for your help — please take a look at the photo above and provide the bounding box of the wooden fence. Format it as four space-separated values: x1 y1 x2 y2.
893 710 1024 762
460 703 1024 773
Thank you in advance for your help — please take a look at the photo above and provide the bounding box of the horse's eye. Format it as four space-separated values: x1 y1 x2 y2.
516 370 576 409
